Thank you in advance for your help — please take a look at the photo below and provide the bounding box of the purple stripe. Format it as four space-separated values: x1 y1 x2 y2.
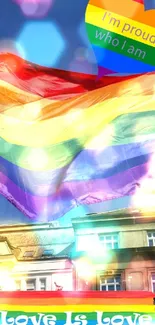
0 140 152 195
0 162 148 219
97 66 115 79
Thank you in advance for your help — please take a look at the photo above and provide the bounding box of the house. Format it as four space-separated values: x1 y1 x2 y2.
0 223 74 291
0 209 155 292
71 209 155 292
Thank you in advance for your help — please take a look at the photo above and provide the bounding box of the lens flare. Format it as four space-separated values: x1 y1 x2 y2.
0 271 16 291
75 257 95 280
14 0 54 18
20 148 49 170
17 21 65 67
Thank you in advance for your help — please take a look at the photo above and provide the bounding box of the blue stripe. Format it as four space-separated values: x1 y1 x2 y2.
92 45 155 74
0 195 132 225
0 139 154 196
144 0 155 10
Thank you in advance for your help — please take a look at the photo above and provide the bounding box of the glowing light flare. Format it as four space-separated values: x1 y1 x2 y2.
133 190 155 210
17 21 65 67
0 261 17 291
64 109 85 125
14 0 54 18
0 271 16 291
19 98 51 122
19 148 49 170
74 257 95 281
86 124 114 150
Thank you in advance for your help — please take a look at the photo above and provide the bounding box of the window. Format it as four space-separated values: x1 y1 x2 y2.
23 251 34 257
40 278 46 291
42 249 54 256
151 274 155 292
147 232 155 246
99 233 119 249
26 279 36 291
100 274 121 291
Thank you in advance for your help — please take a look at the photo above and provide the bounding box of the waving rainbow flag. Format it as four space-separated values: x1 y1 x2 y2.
0 53 155 221
0 291 154 320
0 291 154 325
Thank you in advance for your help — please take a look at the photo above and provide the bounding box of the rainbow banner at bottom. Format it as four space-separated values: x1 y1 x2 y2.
0 292 155 325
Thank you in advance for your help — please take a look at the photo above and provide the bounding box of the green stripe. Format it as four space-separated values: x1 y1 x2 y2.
86 23 155 66
0 137 86 171
3 311 155 319
1 111 155 170
111 111 155 144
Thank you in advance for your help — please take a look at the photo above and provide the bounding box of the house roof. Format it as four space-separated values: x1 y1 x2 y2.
71 208 155 228
0 225 74 261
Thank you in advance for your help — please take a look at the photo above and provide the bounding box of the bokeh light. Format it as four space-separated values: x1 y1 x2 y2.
17 21 65 67
0 271 16 291
19 148 49 171
86 124 114 150
74 257 95 280
14 0 54 18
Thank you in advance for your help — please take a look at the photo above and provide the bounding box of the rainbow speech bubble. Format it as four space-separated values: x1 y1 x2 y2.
85 0 155 78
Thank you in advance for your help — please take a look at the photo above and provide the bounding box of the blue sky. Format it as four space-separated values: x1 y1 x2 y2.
0 0 97 74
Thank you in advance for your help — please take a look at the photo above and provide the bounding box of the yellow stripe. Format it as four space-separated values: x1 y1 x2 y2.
0 75 155 147
0 94 154 147
89 0 155 28
0 304 154 313
85 4 155 47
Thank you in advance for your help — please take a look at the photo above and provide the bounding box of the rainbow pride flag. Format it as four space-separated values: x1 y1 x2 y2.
0 291 154 325
0 53 155 220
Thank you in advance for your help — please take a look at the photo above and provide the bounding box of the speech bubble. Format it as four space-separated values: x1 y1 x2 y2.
85 0 155 78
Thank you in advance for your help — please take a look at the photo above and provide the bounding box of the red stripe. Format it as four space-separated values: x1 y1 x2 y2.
0 291 154 300
133 0 144 4
0 53 141 100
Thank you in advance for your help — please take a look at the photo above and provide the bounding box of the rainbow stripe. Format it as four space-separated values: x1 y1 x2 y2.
0 292 154 325
1 53 155 220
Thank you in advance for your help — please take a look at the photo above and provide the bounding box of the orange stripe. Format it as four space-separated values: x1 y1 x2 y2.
0 297 153 306
89 0 155 27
